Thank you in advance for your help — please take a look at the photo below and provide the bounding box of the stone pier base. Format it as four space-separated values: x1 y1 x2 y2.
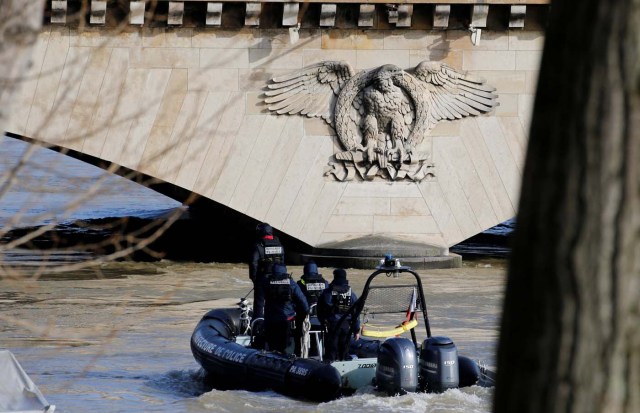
289 236 462 269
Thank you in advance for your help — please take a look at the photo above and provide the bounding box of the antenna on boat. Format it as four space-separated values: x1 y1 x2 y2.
242 287 254 300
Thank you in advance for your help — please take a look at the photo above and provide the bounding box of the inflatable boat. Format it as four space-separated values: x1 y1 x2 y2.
190 256 495 401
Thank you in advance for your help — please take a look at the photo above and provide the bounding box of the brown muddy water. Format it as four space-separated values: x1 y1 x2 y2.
0 252 507 413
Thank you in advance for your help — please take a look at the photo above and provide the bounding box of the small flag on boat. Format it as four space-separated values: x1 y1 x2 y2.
406 287 417 320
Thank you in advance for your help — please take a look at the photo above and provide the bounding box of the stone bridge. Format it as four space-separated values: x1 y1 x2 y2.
6 0 548 266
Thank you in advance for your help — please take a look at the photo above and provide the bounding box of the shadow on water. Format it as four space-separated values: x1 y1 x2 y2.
1 213 516 264
0 201 274 263
450 219 515 259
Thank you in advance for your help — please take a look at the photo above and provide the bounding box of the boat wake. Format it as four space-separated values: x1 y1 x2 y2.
195 385 493 413
146 369 212 398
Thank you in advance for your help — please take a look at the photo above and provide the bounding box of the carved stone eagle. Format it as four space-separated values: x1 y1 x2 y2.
263 61 498 181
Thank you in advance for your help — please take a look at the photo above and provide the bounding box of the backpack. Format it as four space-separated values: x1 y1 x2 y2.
300 273 326 304
331 285 352 313
267 272 291 302
259 238 284 274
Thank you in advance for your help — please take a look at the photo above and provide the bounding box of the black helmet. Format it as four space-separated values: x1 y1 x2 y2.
256 222 273 237
332 268 348 285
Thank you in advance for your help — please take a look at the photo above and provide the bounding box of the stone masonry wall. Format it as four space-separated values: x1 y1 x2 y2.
6 25 543 249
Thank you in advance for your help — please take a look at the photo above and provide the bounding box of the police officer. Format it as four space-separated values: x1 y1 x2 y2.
262 263 309 354
297 261 329 316
295 261 329 356
317 268 360 362
249 223 284 319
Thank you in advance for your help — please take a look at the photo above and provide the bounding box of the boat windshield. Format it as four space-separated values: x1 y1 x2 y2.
336 258 432 350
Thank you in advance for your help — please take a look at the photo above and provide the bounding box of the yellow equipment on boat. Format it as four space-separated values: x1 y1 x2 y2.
361 319 418 338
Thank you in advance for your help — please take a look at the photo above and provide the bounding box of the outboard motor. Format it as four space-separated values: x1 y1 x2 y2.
419 336 459 392
375 337 418 395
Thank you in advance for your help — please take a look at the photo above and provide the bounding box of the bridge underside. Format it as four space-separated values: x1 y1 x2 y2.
8 132 457 268
6 6 544 266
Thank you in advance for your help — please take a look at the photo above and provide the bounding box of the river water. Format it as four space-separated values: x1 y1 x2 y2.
2 259 505 413
1 137 508 412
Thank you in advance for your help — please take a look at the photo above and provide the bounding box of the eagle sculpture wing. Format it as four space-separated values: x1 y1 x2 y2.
264 61 355 126
412 61 499 133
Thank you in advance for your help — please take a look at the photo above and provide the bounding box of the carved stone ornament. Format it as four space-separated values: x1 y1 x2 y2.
263 61 498 182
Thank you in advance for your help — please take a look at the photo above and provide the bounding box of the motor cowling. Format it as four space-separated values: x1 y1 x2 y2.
375 337 418 395
419 336 459 392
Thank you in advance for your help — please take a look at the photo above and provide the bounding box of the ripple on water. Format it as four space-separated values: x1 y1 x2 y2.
146 369 212 398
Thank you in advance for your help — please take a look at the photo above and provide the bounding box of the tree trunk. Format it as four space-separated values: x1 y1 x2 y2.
494 1 640 412
0 0 44 135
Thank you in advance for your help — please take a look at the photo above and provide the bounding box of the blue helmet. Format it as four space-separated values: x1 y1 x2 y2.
273 263 288 275
303 261 318 275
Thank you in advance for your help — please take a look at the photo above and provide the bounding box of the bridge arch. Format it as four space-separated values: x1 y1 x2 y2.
7 2 547 266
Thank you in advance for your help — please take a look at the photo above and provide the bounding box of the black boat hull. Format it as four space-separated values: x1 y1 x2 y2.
190 308 342 402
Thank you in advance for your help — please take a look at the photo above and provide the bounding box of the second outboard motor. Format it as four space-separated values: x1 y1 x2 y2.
419 336 459 392
375 337 418 395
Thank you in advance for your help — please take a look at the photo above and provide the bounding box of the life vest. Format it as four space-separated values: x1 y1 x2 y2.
331 285 352 313
300 274 326 303
268 272 292 302
259 238 284 274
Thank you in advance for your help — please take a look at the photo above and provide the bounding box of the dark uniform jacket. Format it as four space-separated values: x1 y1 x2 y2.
317 281 360 333
249 236 284 281
297 273 329 313
262 274 310 322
